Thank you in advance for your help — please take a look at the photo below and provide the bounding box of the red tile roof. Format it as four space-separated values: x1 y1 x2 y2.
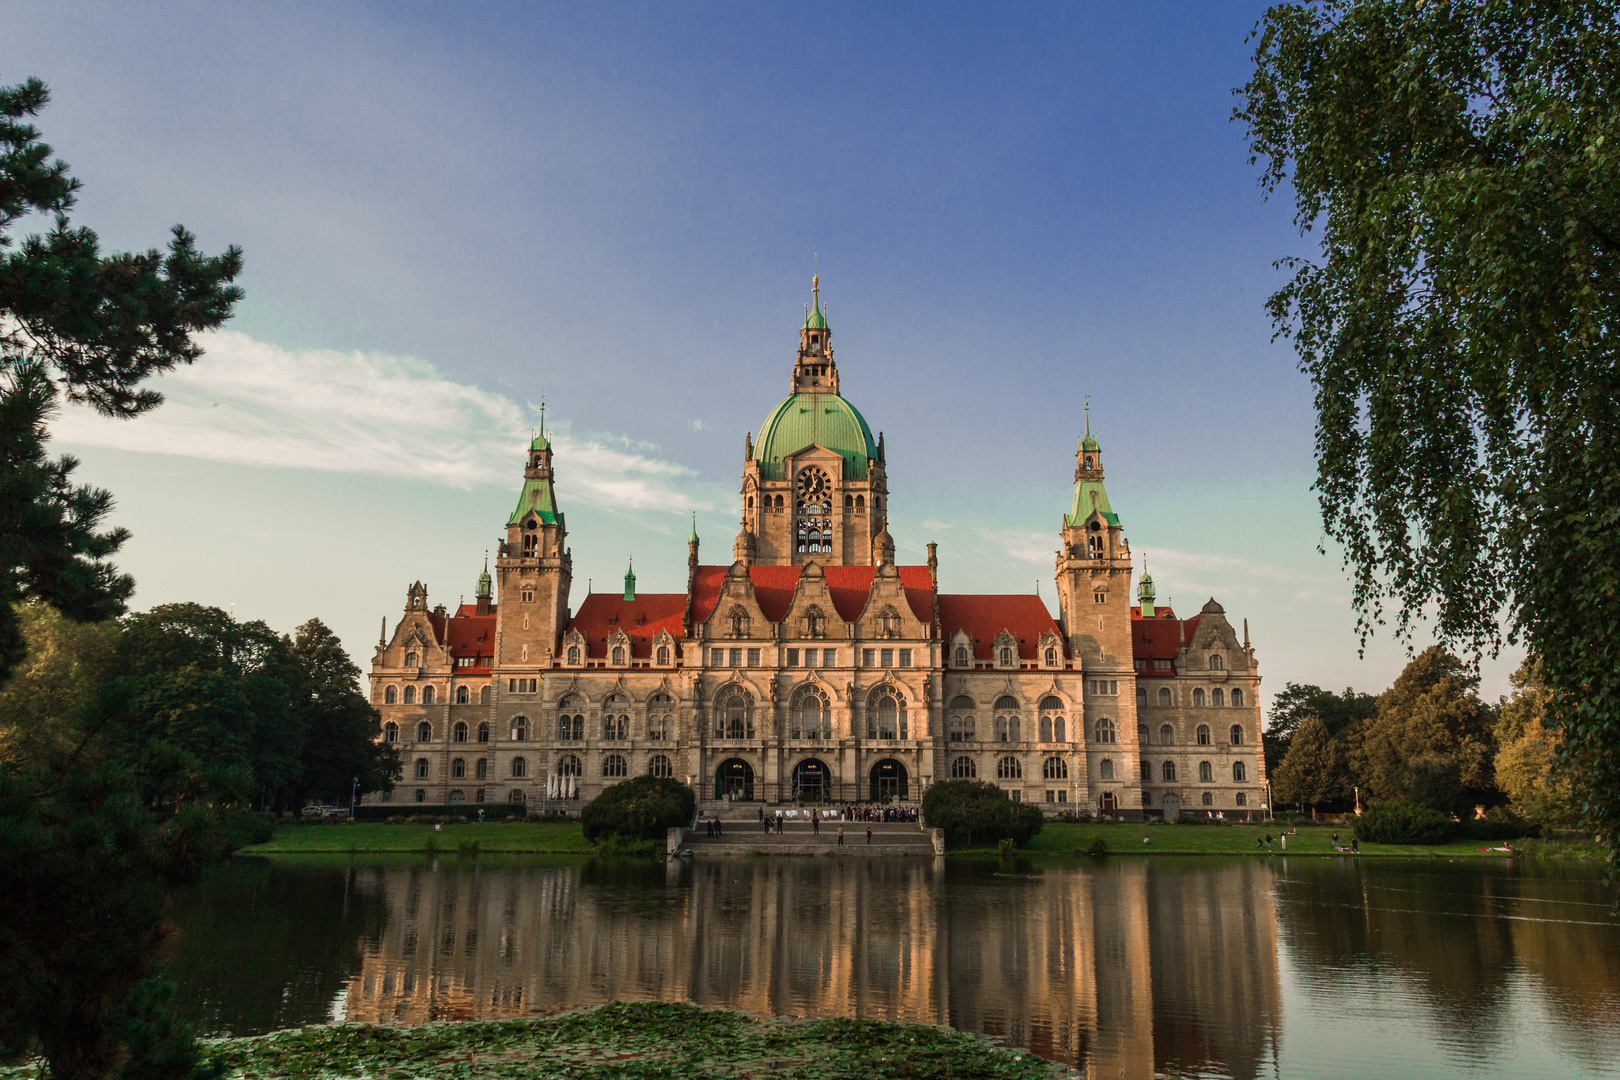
566 593 687 658
937 594 1065 660
1130 606 1197 666
689 565 934 627
427 610 498 668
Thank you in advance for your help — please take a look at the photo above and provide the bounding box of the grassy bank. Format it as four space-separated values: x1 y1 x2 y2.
244 819 1602 860
180 1001 1060 1080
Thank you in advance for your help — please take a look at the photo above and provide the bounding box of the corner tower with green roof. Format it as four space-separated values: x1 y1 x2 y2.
736 276 890 567
493 422 572 669
1054 405 1135 679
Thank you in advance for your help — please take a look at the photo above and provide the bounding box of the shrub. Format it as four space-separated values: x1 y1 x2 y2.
581 776 696 843
921 780 1045 849
1086 837 1108 857
1354 800 1454 845
1455 808 1539 842
217 808 276 851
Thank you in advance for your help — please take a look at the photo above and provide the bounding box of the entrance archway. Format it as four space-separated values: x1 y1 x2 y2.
715 758 754 800
1162 793 1180 821
869 759 909 803
792 758 831 803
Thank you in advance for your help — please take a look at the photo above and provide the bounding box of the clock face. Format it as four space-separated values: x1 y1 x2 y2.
797 467 830 502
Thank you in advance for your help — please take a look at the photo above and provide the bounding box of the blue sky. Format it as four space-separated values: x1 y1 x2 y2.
8 2 1520 707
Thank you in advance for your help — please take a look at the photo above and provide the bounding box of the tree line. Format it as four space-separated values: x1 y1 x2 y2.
1267 646 1577 829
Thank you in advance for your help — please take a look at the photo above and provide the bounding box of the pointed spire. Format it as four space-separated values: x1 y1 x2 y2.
805 273 827 330
689 511 699 544
623 557 636 601
379 616 387 645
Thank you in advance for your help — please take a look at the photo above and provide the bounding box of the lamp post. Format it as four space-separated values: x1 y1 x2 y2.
1354 786 1361 816
350 776 359 821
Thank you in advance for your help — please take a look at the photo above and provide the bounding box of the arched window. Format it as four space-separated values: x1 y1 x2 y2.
1099 758 1115 780
1044 647 1057 666
1138 722 1149 743
511 715 530 741
567 645 581 664
1233 761 1248 782
603 754 628 778
1196 724 1211 745
416 721 432 742
384 722 399 743
999 646 1014 666
453 721 468 743
384 686 398 704
1141 760 1151 783
510 757 527 778
1159 723 1175 746
476 758 488 779
404 686 416 704
422 686 435 704
1040 696 1065 742
656 645 670 665
602 694 629 741
719 690 753 739
1202 791 1214 806
1162 760 1176 782
1199 760 1213 782
557 698 582 741
1193 688 1205 707
648 694 674 741
954 645 969 667
1209 654 1225 670
477 721 489 743
792 686 831 740
1095 718 1117 743
856 494 865 511
649 754 673 778
1212 688 1224 706
997 756 1022 779
1043 756 1068 780
949 696 977 743
993 696 1020 743
405 651 418 667
1157 687 1171 706
451 758 466 779
457 686 470 704
414 758 429 779
611 646 626 665
951 756 977 779
1230 724 1244 746
557 754 582 777
868 687 907 740
1137 685 1147 707
1231 688 1245 706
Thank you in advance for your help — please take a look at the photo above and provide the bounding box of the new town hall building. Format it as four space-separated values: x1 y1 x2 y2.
366 280 1266 819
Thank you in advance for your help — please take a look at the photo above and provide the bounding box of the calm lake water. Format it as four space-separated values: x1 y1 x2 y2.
164 855 1620 1079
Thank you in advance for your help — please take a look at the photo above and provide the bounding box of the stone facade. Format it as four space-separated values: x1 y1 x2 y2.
365 278 1266 819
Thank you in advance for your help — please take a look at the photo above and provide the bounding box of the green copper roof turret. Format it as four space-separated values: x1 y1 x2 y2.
689 512 699 544
1081 403 1100 453
804 274 828 330
755 392 877 481
477 553 492 597
623 559 636 601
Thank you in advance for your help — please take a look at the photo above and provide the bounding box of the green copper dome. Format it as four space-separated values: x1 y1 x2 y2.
755 392 877 481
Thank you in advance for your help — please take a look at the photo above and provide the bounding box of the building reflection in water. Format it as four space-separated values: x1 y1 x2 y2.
340 858 1284 1079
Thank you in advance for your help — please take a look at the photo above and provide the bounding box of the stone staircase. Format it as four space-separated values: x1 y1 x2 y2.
675 809 939 857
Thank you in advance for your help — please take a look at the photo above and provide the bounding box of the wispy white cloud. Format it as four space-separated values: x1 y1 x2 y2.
917 519 1057 565
48 329 723 516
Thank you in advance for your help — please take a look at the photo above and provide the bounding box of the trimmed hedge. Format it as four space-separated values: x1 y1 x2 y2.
581 776 696 843
1354 800 1453 845
921 780 1045 849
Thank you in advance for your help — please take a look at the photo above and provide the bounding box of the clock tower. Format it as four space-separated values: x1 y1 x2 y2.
736 277 888 567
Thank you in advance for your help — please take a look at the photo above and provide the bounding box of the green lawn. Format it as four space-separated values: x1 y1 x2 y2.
1003 821 1555 858
245 820 594 854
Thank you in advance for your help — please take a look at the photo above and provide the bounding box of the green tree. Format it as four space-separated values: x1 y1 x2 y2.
1264 682 1375 772
0 77 242 686
580 775 697 843
1237 1 1620 859
0 602 118 768
1349 647 1495 813
1494 657 1581 826
920 780 1045 849
115 604 303 808
289 618 396 807
1272 714 1349 817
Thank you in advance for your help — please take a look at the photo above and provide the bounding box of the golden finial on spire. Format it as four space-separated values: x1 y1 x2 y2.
812 274 819 294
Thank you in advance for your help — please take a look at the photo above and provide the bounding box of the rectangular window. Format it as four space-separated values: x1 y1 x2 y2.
1045 790 1056 803
1009 790 1021 802
1134 659 1146 671
899 649 912 667
1057 791 1068 803
529 679 538 692
804 648 817 667
1154 659 1172 670
787 648 800 667
710 649 723 667
747 648 760 667
1109 680 1118 695
508 679 516 692
823 649 837 667
475 788 485 803
1236 792 1248 806
1088 680 1097 695
729 649 743 667
862 648 875 667
880 648 894 668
